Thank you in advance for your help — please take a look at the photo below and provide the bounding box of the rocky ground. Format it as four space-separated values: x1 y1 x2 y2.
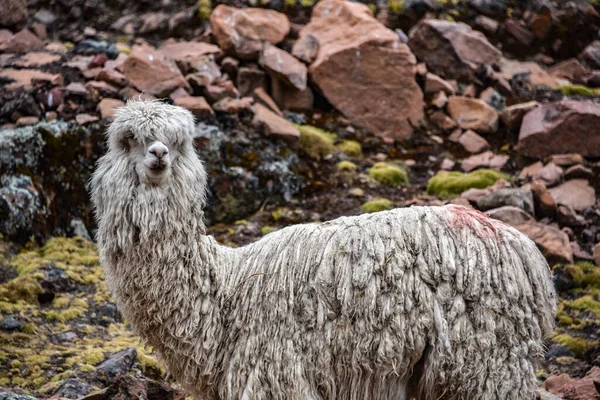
1 0 600 398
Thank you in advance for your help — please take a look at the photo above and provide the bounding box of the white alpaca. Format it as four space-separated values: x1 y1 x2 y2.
91 100 556 400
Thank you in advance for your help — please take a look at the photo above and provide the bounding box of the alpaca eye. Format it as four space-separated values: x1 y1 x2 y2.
122 133 136 150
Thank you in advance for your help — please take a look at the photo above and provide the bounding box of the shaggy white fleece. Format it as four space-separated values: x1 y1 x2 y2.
91 100 556 400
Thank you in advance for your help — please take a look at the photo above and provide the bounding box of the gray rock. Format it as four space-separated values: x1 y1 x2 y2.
557 205 586 227
97 348 137 383
54 379 90 399
0 316 22 332
478 188 534 215
0 394 37 400
54 331 78 343
70 219 92 241
0 175 45 239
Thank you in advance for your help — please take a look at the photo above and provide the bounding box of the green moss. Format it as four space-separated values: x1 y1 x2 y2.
261 226 278 235
296 125 336 159
564 295 600 316
42 237 99 266
566 262 600 290
337 161 357 171
284 0 296 8
12 376 25 385
337 140 363 157
387 0 404 13
197 0 212 20
0 377 9 386
426 169 509 199
369 162 408 186
553 333 598 356
300 0 314 6
559 85 600 97
80 364 96 373
0 274 43 304
360 198 393 213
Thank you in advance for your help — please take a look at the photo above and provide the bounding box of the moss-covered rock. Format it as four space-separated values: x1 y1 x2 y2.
426 169 508 199
553 333 598 356
368 162 408 187
559 85 600 97
295 125 336 159
337 161 357 171
337 140 363 157
360 198 393 213
566 262 600 290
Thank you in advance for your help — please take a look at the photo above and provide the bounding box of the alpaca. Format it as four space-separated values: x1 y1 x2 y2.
91 100 556 400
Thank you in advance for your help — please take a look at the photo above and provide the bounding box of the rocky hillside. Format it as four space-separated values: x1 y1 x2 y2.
1 0 600 398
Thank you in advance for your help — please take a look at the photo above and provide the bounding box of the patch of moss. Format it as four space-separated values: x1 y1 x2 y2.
559 85 600 97
360 198 393 213
0 274 43 304
426 169 508 199
553 333 598 356
369 162 408 187
566 262 600 290
296 124 336 159
387 0 404 13
564 295 600 316
337 161 357 171
261 226 278 235
337 140 363 157
300 0 314 6
42 237 99 266
284 0 296 8
197 0 212 20
0 377 9 386
80 364 96 373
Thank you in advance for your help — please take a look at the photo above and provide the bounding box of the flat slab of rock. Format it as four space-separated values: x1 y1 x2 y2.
260 43 307 91
97 98 125 120
299 0 423 140
500 101 539 130
0 29 43 53
518 100 600 158
478 188 534 215
515 221 573 265
122 45 189 97
173 96 214 119
158 41 222 72
496 59 560 88
549 179 596 211
447 96 499 134
485 206 533 226
457 129 490 153
210 5 290 60
213 96 254 114
408 20 502 81
0 68 63 90
461 150 509 172
252 103 299 143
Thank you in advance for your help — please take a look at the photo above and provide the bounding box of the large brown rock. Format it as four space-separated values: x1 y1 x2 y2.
0 0 27 28
408 20 502 81
122 45 189 97
0 68 63 90
252 103 299 143
518 100 600 158
549 179 596 211
299 0 423 140
260 43 307 91
447 96 499 134
0 29 44 53
496 59 560 88
158 41 222 73
209 5 290 60
515 221 573 265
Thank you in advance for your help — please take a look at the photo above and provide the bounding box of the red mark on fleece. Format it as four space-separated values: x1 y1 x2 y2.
446 205 504 239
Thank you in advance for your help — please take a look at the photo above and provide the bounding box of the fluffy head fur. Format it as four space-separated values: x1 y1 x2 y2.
91 100 557 400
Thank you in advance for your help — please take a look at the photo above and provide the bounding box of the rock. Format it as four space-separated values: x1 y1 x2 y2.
431 91 448 109
424 73 455 95
220 56 239 77
54 379 90 399
461 151 509 172
252 103 300 143
96 68 128 87
408 19 502 81
557 378 600 400
122 45 189 97
97 348 137 383
457 129 490 153
270 74 314 111
549 58 589 83
210 5 290 59
545 343 576 360
54 331 78 342
474 15 499 34
0 68 63 90
478 188 534 215
76 113 99 125
173 96 214 119
70 219 91 241
237 66 267 97
549 179 596 211
0 175 45 240
0 0 28 27
440 158 455 170
485 206 533 226
292 33 319 64
212 97 254 114
0 316 22 332
158 41 222 73
518 100 600 158
530 180 557 218
39 268 73 298
86 80 120 95
594 243 600 266
520 162 563 187
564 164 594 181
580 41 600 69
515 221 573 265
204 80 238 103
33 9 57 25
88 54 108 68
496 59 560 88
447 96 499 134
557 205 586 227
253 87 282 116
500 101 539 130
10 51 61 68
504 19 534 47
549 154 583 167
260 43 307 91
0 28 44 53
66 82 89 96
138 11 169 34
16 116 40 126
97 98 125 120
0 394 37 400
430 111 458 132
39 88 64 110
479 87 504 112
300 0 423 140
103 375 181 400
72 40 120 59
543 374 573 394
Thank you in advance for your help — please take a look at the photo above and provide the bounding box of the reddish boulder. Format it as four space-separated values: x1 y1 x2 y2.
97 98 125 120
549 179 596 211
0 0 28 28
408 20 502 81
210 5 290 60
515 222 573 265
252 103 299 143
122 45 189 97
0 68 63 90
158 41 222 73
457 129 490 153
173 96 214 119
299 0 423 140
500 101 539 130
260 43 307 91
518 100 600 158
213 97 254 114
0 29 44 53
580 41 600 69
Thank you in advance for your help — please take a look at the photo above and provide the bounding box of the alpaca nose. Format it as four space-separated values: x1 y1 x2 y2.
148 142 169 159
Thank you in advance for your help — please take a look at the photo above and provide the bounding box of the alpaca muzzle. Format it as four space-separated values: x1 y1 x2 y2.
146 141 170 172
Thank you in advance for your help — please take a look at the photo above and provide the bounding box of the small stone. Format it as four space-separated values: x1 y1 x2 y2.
504 19 534 47
500 101 539 130
461 151 509 172
253 87 283 116
557 205 586 227
54 379 90 399
593 243 600 266
270 77 314 111
88 53 108 68
97 348 137 384
549 154 583 167
96 68 128 87
478 188 534 215
479 87 504 112
97 98 125 120
212 97 254 114
0 29 43 53
530 180 556 219
430 111 458 132
474 15 499 34
515 221 573 265
0 316 22 332
457 129 490 153
0 0 28 27
485 206 533 226
292 34 319 64
76 113 99 125
33 9 57 25
564 164 594 181
580 41 600 69
252 103 300 143
66 82 88 96
431 91 448 109
86 80 120 95
0 68 63 90
237 66 267 97
549 58 589 83
173 96 214 119
440 158 455 170
447 96 499 134
260 43 307 91
549 179 596 211
54 331 78 342
425 73 455 95
16 116 40 126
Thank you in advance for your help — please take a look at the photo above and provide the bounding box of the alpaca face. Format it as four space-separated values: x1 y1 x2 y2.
125 133 178 185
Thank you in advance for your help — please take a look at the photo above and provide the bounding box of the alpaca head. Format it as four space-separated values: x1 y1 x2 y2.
91 100 208 243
